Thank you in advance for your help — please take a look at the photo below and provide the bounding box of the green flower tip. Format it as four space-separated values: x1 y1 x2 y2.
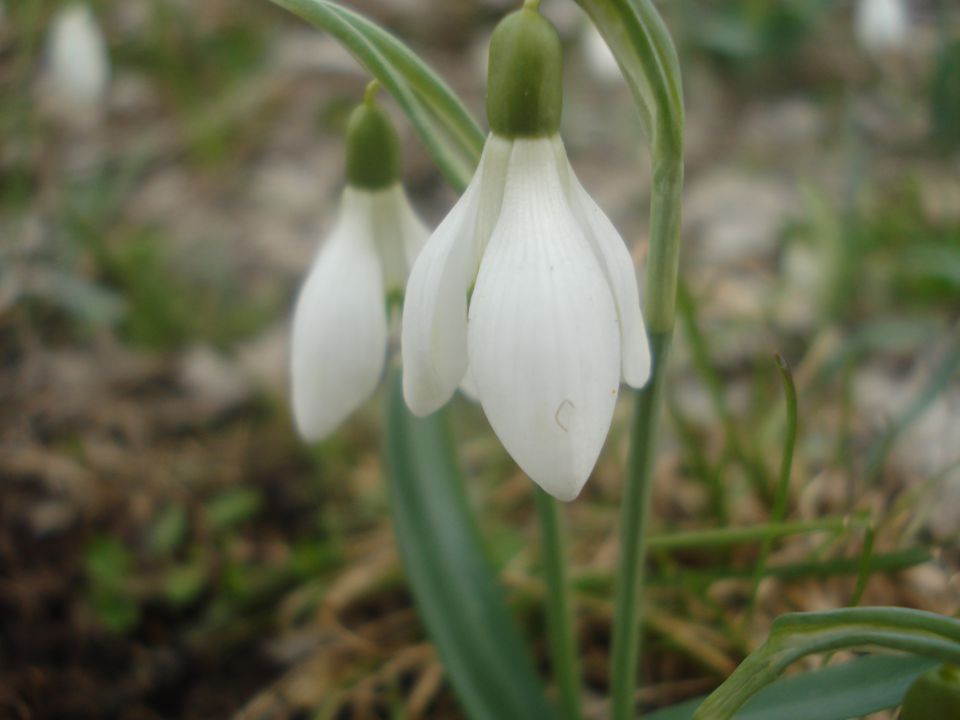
345 88 400 190
486 4 562 138
900 664 960 720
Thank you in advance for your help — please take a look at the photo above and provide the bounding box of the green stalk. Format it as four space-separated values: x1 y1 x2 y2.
534 488 582 720
609 332 672 720
571 3 684 718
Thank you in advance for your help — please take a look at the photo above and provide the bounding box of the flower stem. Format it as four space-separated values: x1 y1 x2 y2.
610 331 672 720
363 78 381 105
534 487 582 720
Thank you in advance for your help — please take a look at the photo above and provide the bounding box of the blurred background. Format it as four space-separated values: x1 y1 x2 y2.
1 0 959 718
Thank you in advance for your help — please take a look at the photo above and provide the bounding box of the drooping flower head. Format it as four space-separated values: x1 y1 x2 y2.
291 85 427 441
402 4 650 501
854 0 909 54
46 2 110 110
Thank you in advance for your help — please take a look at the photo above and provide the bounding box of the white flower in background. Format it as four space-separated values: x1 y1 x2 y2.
291 92 427 441
854 0 909 54
402 6 650 501
46 3 110 108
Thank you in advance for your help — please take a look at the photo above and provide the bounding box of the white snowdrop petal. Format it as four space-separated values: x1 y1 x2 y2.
554 138 651 388
459 367 480 403
291 189 388 441
47 3 110 107
468 138 621 501
401 177 480 415
400 136 512 416
472 134 513 264
394 186 430 276
371 185 418 294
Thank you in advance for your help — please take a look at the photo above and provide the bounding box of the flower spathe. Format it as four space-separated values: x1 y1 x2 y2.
292 183 426 441
402 133 651 501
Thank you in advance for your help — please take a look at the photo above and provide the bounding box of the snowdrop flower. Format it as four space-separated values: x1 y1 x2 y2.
402 3 650 501
854 0 909 54
291 87 427 441
46 3 110 109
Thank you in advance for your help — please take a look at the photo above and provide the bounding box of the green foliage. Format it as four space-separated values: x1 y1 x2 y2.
931 40 960 151
207 488 262 531
788 181 960 326
693 608 960 719
83 224 276 349
647 654 939 720
84 537 140 633
901 664 960 720
164 557 209 607
383 372 557 720
148 505 189 556
682 0 829 66
112 3 266 107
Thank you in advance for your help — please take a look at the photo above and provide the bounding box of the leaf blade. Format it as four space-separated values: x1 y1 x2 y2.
268 0 479 190
383 372 556 720
647 654 939 720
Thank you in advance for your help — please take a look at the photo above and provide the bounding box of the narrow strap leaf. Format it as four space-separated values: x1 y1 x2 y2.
646 654 939 720
693 607 960 720
383 371 557 720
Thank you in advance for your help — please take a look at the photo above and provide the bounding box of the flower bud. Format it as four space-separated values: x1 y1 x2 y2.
900 664 960 720
486 5 563 138
345 91 400 190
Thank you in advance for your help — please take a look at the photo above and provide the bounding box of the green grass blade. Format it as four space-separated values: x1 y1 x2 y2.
268 0 479 190
646 654 939 720
383 371 557 720
746 355 798 619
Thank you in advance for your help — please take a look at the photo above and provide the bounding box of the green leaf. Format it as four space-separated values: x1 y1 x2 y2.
165 558 209 607
693 607 960 720
647 654 939 720
148 504 188 556
84 537 139 633
207 488 261 531
383 371 557 720
85 536 134 587
89 587 140 634
268 0 484 191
